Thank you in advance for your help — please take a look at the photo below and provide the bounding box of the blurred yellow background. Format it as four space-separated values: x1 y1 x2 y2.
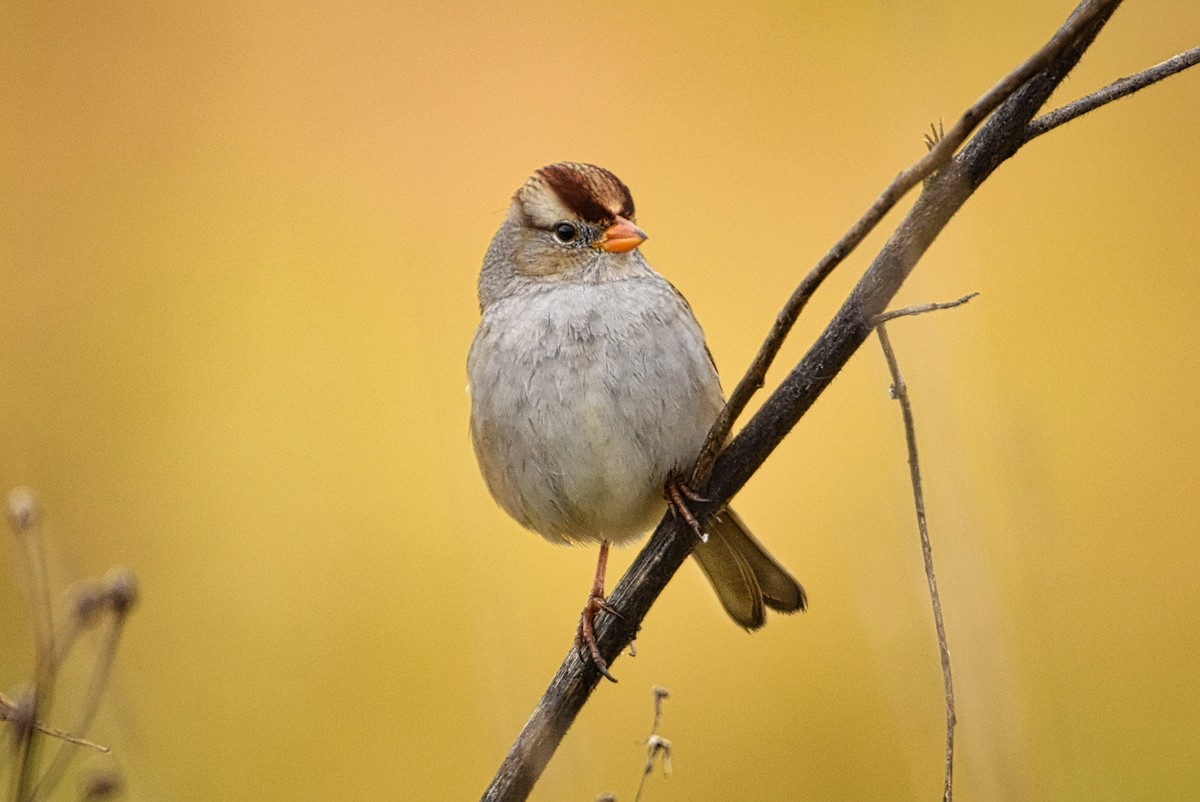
2 2 1198 800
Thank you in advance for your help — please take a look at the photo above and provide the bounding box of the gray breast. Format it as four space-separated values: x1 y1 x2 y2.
468 276 723 545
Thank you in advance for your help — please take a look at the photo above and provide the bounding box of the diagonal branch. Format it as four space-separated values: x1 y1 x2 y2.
689 0 1120 488
477 2 1200 800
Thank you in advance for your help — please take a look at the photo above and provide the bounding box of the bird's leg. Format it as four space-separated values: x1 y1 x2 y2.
576 540 621 683
665 476 709 543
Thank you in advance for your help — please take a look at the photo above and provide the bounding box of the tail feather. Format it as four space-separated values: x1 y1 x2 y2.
691 507 806 630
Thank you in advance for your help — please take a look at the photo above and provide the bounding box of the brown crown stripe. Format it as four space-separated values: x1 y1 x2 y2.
537 163 636 225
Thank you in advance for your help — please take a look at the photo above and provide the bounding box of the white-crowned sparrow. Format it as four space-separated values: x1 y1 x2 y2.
468 162 805 677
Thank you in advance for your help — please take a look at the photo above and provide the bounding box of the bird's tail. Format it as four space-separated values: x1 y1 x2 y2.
691 507 806 630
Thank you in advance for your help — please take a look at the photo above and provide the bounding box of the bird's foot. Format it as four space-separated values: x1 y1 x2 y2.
576 592 621 683
665 476 709 543
575 540 620 682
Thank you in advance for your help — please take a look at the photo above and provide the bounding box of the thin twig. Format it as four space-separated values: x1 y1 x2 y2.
875 324 957 802
871 293 978 326
0 695 110 755
690 0 1117 488
634 687 672 802
1025 45 1200 141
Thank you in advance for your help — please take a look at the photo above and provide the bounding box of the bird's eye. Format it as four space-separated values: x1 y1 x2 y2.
552 221 578 243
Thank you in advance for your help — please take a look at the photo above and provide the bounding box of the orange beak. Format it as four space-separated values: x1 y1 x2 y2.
596 216 647 253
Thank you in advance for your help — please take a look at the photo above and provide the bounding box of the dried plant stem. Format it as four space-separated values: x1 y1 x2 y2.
633 687 672 802
9 498 58 802
33 615 130 799
875 323 957 802
5 491 137 799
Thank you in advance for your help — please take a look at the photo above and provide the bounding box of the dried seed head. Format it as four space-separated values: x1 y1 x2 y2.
72 580 109 627
81 769 123 800
6 486 40 534
104 566 139 616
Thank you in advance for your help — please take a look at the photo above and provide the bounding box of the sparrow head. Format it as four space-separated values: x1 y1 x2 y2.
478 162 650 308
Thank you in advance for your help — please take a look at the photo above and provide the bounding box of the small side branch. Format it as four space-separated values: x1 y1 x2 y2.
1025 45 1200 141
875 325 957 802
872 293 978 326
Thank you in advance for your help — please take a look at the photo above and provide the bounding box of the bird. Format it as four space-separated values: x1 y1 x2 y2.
467 162 805 679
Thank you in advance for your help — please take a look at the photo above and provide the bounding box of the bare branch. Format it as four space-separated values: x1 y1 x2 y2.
690 0 1119 488
875 324 957 802
1025 45 1200 141
476 2 1200 799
